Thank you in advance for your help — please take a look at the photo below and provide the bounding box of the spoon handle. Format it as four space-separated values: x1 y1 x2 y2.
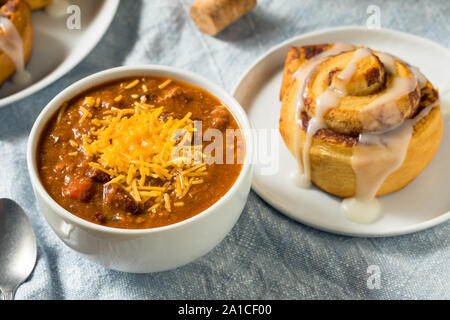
1 287 16 300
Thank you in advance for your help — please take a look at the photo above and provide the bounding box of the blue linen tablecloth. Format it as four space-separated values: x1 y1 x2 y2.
0 0 449 299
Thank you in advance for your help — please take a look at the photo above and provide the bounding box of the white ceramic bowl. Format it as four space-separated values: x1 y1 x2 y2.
27 65 253 273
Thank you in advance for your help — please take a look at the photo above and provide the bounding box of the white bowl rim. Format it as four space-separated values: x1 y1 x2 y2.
27 65 253 235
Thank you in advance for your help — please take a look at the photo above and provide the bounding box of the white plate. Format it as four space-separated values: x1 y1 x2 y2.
0 0 120 107
233 26 450 237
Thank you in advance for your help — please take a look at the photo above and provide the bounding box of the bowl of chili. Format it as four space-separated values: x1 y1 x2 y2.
27 65 253 272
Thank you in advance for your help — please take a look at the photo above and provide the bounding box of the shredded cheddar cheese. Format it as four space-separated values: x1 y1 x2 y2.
69 139 79 147
79 106 92 123
83 97 96 108
57 102 68 124
81 94 207 212
125 79 140 90
159 79 172 89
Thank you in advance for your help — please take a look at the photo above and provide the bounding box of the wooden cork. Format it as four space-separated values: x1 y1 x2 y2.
190 0 257 36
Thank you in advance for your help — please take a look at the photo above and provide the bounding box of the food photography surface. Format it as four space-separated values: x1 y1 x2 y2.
0 0 448 301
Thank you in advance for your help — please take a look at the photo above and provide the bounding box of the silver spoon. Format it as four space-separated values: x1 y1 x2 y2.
0 198 37 300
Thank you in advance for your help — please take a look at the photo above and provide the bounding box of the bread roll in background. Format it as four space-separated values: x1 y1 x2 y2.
24 0 52 10
190 0 257 36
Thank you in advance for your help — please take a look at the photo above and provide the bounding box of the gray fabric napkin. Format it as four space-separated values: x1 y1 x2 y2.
0 0 448 299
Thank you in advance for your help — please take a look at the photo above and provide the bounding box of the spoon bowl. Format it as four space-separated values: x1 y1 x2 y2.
0 199 37 300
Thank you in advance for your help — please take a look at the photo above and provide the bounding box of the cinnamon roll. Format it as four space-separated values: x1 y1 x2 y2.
279 43 442 223
0 0 33 86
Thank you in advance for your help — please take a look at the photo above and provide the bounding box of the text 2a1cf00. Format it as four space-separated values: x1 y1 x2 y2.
37 76 245 229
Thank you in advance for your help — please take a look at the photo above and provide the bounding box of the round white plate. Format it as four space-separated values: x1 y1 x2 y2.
0 0 120 107
233 26 450 237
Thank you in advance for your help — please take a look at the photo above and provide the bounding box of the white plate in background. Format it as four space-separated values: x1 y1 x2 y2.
233 26 450 237
0 0 120 107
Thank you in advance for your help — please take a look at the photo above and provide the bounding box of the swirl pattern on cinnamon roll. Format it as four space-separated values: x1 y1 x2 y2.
279 43 442 223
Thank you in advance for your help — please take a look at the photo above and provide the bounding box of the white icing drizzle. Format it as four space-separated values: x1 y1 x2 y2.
291 42 355 187
12 67 31 85
341 103 435 223
342 122 413 223
359 76 418 130
340 70 418 222
377 51 427 89
337 48 373 84
290 171 312 188
296 47 372 183
302 88 344 182
0 17 31 85
375 52 397 73
340 198 381 224
45 0 71 18
302 48 373 182
290 44 437 224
